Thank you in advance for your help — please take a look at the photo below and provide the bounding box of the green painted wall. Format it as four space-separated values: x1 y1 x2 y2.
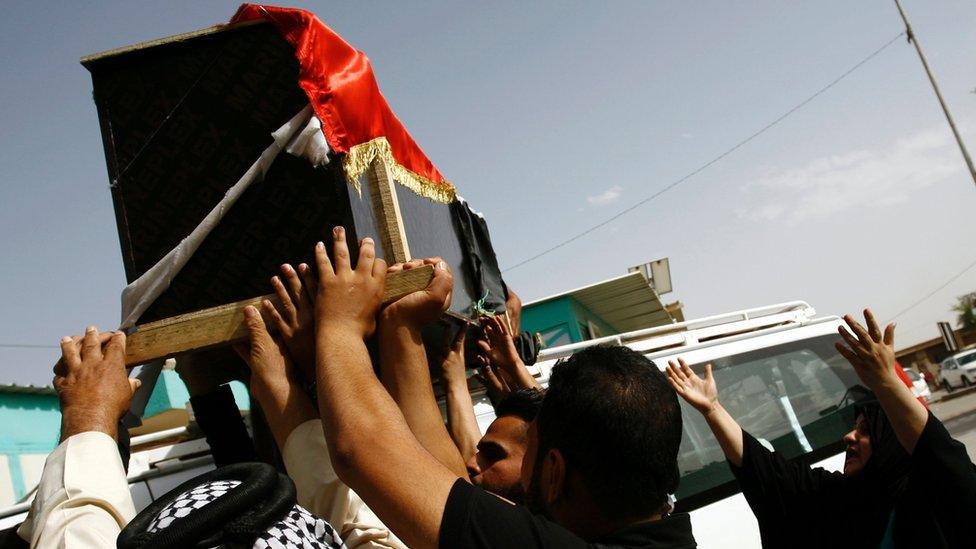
522 297 618 347
0 393 61 455
143 371 251 418
0 392 60 500
570 300 616 340
521 298 576 347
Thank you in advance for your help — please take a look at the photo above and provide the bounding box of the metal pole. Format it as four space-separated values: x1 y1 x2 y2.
893 0 976 187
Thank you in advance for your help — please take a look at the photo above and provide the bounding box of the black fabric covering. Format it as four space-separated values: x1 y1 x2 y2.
730 405 976 548
189 384 257 467
118 463 296 549
82 24 370 324
450 201 506 315
84 22 502 325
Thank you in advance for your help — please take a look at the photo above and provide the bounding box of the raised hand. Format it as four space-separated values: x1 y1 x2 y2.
438 326 482 462
55 326 141 441
473 351 512 400
314 227 386 341
667 357 745 465
235 306 295 398
666 358 719 415
381 258 453 329
477 316 521 373
476 315 540 391
263 262 317 381
835 308 897 391
236 305 317 449
439 326 467 385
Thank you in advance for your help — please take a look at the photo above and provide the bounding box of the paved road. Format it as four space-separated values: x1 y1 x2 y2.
930 386 976 417
945 409 976 463
927 387 976 461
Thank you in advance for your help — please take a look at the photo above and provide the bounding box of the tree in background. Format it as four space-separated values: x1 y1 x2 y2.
953 291 976 330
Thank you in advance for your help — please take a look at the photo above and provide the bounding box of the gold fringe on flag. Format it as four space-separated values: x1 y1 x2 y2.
342 137 456 204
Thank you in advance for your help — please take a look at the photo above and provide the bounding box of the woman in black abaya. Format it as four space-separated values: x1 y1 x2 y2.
666 309 976 548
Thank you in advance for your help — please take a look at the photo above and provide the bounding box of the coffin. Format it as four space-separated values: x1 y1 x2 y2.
81 6 506 364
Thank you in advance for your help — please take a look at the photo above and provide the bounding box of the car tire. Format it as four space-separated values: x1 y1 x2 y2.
965 377 973 388
943 379 953 393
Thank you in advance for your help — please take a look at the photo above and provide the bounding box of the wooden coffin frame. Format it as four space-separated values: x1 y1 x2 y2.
124 157 431 366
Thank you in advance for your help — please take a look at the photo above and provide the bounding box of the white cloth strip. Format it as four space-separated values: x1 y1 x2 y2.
120 105 330 329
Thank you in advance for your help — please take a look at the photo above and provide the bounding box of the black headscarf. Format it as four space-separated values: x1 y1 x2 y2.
852 402 911 504
813 401 912 547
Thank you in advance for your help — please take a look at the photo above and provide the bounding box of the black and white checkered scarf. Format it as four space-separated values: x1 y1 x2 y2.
118 463 344 549
146 479 342 548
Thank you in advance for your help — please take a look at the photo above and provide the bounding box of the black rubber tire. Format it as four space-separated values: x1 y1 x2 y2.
943 379 953 393
965 377 972 388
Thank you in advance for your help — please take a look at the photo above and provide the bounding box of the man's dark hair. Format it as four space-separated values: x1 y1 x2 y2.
536 345 682 519
495 388 545 423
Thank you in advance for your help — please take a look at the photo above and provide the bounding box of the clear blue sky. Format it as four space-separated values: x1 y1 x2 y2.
1 1 974 385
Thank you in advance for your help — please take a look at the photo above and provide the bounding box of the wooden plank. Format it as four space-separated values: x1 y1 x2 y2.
366 157 411 264
124 264 434 366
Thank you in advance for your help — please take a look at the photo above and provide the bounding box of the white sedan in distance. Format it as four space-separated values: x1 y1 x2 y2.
938 349 976 392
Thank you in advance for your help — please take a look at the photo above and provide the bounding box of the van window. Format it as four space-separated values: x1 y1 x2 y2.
673 333 863 510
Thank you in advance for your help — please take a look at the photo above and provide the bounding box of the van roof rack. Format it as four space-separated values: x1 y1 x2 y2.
534 301 816 363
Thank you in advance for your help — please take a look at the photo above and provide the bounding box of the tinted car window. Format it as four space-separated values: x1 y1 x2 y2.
958 354 976 366
673 333 864 510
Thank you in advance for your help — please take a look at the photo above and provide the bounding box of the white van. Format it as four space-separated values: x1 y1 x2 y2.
471 301 862 549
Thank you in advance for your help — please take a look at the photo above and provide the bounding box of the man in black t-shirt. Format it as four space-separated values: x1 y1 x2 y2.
239 231 697 548
442 345 698 548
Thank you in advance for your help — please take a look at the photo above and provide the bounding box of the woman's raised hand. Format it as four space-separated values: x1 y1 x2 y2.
666 358 720 415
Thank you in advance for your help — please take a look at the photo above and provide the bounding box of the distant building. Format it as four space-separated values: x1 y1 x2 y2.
896 327 976 377
522 271 680 347
0 385 58 508
0 370 249 507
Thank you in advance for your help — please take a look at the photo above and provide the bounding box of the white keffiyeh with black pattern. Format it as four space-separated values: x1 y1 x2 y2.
147 479 345 549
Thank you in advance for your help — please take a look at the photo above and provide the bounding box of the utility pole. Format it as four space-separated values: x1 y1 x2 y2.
893 0 976 188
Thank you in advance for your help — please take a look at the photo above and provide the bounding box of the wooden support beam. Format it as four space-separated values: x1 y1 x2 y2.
366 157 411 264
124 264 434 366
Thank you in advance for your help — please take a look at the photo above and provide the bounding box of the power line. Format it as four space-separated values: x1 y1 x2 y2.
503 31 907 273
888 256 976 322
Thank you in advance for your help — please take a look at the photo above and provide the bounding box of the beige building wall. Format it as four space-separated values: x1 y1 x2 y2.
0 455 15 507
